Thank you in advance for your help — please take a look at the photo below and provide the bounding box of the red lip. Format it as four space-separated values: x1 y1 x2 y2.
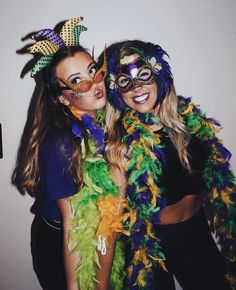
94 89 103 99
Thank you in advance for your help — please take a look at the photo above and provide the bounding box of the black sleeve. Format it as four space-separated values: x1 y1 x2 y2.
187 134 208 174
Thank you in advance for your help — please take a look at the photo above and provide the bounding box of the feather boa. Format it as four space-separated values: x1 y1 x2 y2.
121 96 236 289
121 111 167 289
178 96 236 289
67 110 125 290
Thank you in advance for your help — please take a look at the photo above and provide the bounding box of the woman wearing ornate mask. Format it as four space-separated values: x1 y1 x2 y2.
102 40 236 290
12 18 125 290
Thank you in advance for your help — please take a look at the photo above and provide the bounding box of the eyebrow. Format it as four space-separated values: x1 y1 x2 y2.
67 61 96 80
88 61 96 69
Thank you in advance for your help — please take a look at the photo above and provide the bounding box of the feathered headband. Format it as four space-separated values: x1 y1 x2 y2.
28 17 87 77
106 41 173 111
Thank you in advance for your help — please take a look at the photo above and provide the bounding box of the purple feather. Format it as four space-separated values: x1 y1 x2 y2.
81 114 94 129
207 117 221 127
216 142 232 161
154 146 166 164
136 173 148 185
34 29 65 49
71 122 83 138
80 114 105 150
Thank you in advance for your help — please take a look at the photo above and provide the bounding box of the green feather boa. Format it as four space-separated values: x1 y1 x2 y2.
68 128 125 289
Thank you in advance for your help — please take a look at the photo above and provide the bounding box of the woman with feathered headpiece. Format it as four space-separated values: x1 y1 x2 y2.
12 18 125 290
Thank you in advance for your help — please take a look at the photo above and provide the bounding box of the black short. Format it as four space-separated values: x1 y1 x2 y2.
31 216 66 290
154 207 231 290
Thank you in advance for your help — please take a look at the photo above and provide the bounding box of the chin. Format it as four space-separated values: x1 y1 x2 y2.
96 101 106 110
100 98 106 107
134 104 155 113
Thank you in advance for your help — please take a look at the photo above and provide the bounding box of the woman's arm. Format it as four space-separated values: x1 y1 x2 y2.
95 166 127 290
95 235 116 290
57 198 80 290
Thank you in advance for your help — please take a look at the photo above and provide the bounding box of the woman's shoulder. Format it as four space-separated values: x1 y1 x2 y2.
188 133 204 152
187 134 208 169
46 127 70 143
41 128 73 159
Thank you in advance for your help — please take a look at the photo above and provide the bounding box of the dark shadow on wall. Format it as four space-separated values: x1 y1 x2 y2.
0 123 3 159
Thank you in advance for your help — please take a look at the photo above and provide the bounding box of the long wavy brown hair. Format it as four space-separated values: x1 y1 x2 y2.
12 45 92 196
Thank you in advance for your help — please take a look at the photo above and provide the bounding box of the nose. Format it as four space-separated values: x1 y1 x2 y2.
89 81 104 94
90 80 99 91
131 80 143 92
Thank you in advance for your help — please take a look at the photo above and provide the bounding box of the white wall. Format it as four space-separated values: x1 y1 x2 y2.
0 0 235 289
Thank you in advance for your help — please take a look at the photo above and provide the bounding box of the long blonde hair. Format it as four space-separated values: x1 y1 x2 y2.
105 85 191 172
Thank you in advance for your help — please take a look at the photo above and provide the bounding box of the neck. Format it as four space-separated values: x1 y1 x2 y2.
150 103 160 117
69 105 97 120
81 110 97 120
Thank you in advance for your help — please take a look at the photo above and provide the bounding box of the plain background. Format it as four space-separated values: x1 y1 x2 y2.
0 0 236 289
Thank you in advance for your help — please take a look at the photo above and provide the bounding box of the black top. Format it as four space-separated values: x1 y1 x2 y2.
157 130 208 205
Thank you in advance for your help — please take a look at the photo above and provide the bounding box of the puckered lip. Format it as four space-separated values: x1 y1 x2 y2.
94 89 104 99
132 93 149 104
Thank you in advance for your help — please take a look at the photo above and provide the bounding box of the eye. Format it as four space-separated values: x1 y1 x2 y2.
71 77 81 84
89 65 98 77
117 75 131 88
138 67 152 81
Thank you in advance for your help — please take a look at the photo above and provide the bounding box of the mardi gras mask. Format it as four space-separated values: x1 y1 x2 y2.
115 54 155 93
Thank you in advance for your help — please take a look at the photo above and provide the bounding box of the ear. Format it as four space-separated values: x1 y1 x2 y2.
58 95 70 106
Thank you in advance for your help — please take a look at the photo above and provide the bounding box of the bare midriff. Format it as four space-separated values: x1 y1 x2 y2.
159 194 204 225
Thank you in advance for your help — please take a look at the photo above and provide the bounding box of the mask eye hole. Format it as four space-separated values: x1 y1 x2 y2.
76 81 93 93
94 70 106 83
117 75 131 89
137 67 153 81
